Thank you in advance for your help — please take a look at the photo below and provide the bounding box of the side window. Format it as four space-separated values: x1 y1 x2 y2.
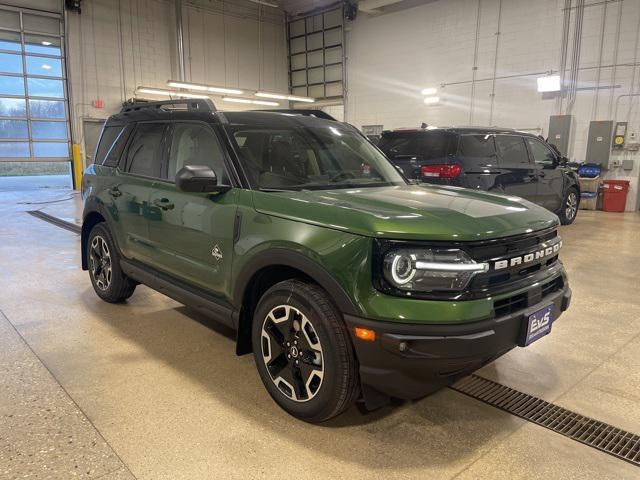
458 134 496 158
495 135 530 165
125 123 166 178
167 123 229 184
94 125 124 165
526 138 556 166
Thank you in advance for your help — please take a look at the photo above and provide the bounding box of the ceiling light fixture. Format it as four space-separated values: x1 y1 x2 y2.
223 97 279 106
248 0 279 7
136 87 210 99
255 91 315 103
41 41 52 46
423 96 440 105
537 75 561 93
167 80 243 95
421 87 437 96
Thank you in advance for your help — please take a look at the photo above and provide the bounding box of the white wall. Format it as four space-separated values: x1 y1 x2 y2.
65 0 288 163
346 0 640 211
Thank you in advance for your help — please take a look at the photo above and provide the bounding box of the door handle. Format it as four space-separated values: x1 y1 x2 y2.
108 187 122 197
153 198 174 210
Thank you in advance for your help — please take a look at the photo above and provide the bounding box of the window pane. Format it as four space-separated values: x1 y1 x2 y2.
308 84 324 98
526 138 556 165
324 9 342 28
168 123 228 183
289 19 305 37
24 35 62 55
290 37 305 54
27 78 64 97
325 46 342 64
126 123 165 177
325 81 342 97
495 135 529 165
0 120 28 138
291 86 307 96
291 70 306 87
23 14 60 35
291 53 306 70
32 121 68 139
94 125 123 164
0 53 23 74
458 135 496 158
0 142 29 157
307 50 323 68
33 141 68 157
307 32 322 50
324 28 342 47
325 64 342 82
0 97 26 116
0 31 21 52
0 75 25 95
308 67 323 84
29 99 65 118
26 56 63 77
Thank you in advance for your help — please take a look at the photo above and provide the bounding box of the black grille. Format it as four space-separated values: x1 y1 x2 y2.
451 375 640 467
494 276 563 318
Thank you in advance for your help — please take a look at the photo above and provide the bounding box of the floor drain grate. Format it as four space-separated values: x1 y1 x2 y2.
27 210 81 234
451 374 640 467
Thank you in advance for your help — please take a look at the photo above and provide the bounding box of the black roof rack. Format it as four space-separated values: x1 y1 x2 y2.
120 98 216 113
255 109 337 121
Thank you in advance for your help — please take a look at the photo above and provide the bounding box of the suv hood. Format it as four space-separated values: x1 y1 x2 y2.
252 184 558 241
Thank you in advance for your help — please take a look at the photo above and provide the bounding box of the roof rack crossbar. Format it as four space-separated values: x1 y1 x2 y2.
255 109 337 121
120 98 216 113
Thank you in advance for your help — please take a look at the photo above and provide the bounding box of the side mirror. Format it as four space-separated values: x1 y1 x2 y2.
175 165 229 193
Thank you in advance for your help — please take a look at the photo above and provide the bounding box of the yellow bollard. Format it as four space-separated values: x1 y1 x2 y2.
72 143 83 190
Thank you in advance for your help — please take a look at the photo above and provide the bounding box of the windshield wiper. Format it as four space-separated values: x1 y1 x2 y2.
258 187 301 192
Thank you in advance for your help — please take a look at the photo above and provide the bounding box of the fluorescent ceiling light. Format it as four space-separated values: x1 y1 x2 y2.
421 87 437 96
223 97 279 106
537 75 561 93
41 41 52 46
249 0 279 7
423 96 440 105
136 87 210 99
255 91 315 103
167 80 243 95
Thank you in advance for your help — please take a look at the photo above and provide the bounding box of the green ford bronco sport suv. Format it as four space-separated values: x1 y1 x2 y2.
82 99 571 422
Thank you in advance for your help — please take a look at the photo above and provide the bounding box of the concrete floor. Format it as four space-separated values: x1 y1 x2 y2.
1 183 639 479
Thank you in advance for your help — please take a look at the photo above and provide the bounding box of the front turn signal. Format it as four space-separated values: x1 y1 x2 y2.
354 327 376 342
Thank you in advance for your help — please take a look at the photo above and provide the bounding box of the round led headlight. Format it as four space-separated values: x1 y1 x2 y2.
390 253 416 285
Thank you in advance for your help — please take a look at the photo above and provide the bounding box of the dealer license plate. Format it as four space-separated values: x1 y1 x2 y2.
523 305 554 346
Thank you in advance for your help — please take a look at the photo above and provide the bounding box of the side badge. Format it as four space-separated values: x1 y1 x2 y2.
211 245 223 261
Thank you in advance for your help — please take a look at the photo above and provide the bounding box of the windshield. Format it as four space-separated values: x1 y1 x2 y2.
225 121 406 191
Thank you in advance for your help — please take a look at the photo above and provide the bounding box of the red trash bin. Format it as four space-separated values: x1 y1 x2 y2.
601 180 630 212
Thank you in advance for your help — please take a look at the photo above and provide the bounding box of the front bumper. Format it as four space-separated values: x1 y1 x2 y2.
344 284 572 401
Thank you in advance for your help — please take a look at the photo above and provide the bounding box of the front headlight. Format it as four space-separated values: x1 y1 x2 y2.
382 248 489 292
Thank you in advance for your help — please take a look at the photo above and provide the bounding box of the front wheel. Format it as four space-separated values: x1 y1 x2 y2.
252 279 359 423
558 188 579 225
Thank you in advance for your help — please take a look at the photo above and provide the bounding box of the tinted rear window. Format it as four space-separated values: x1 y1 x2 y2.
458 134 496 158
495 135 530 165
378 131 455 160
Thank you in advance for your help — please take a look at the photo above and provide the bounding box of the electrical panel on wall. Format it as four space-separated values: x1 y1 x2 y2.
547 115 573 157
585 120 614 167
612 122 627 150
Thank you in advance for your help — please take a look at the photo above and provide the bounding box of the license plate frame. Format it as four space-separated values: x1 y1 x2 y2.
521 304 555 346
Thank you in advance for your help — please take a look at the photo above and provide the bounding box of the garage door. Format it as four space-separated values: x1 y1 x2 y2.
0 5 70 162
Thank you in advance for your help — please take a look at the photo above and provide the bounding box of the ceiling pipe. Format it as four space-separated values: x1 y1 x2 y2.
175 0 186 82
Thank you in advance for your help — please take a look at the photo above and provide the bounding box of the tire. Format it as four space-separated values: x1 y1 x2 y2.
86 223 136 303
558 187 579 225
251 279 359 423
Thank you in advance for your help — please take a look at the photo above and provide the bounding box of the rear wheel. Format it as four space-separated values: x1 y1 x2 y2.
558 187 579 225
252 279 359 423
87 223 136 303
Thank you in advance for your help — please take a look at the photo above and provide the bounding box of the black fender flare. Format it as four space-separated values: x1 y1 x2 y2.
233 248 361 317
81 197 121 270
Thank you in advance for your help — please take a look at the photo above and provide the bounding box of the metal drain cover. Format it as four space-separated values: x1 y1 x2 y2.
451 375 640 467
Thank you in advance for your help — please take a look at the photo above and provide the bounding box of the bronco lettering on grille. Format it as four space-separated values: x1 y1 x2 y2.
494 240 562 270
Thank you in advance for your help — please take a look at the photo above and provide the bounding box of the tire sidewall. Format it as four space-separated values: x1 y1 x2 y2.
560 188 579 225
251 284 349 421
